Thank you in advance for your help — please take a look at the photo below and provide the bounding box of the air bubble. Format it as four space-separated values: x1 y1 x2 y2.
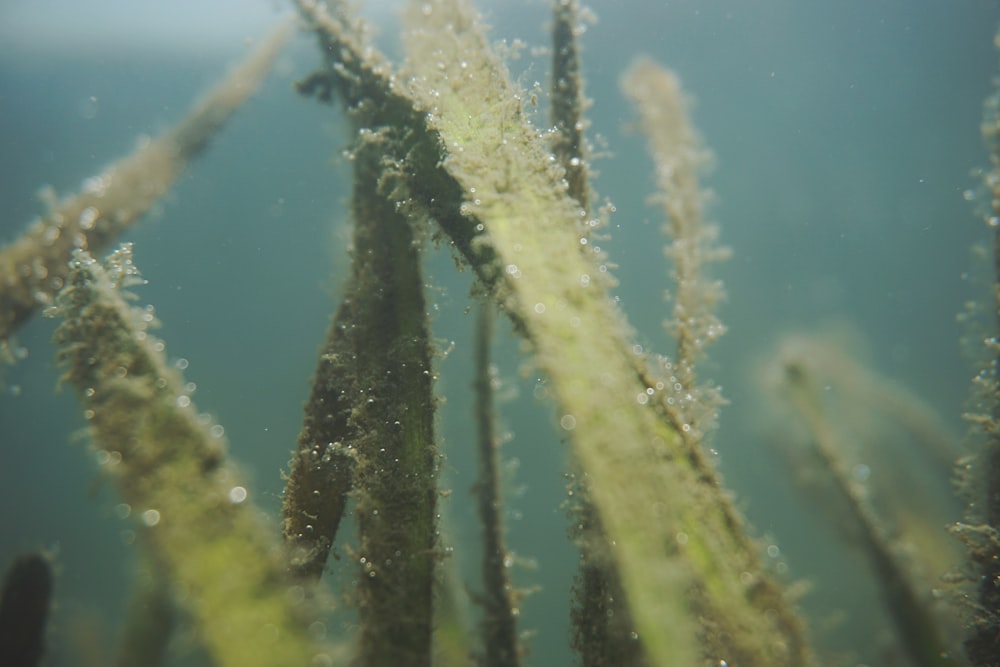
141 509 161 527
79 206 99 230
228 486 248 504
560 414 577 430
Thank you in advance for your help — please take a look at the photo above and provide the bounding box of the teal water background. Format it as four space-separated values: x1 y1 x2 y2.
1 1 999 664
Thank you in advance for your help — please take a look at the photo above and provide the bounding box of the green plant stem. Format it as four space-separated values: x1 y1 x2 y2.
349 129 438 667
50 247 327 667
550 0 589 213
780 359 953 667
282 294 359 580
473 304 521 667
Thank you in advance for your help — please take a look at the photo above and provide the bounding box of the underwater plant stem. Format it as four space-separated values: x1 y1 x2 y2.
113 555 174 667
473 304 522 667
282 295 359 581
0 21 290 343
550 0 589 214
780 360 953 667
349 130 438 667
0 552 53 667
50 247 327 667
620 57 728 396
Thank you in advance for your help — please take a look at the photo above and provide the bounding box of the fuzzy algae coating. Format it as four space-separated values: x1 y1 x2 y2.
402 1 812 665
50 247 329 667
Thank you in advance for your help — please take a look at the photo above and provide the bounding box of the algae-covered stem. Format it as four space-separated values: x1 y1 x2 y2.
346 129 439 667
282 289 359 581
473 304 522 667
550 0 589 214
620 57 729 404
50 246 330 667
0 21 291 344
779 358 954 667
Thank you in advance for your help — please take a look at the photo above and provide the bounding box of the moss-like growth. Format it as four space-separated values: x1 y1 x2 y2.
49 246 328 667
